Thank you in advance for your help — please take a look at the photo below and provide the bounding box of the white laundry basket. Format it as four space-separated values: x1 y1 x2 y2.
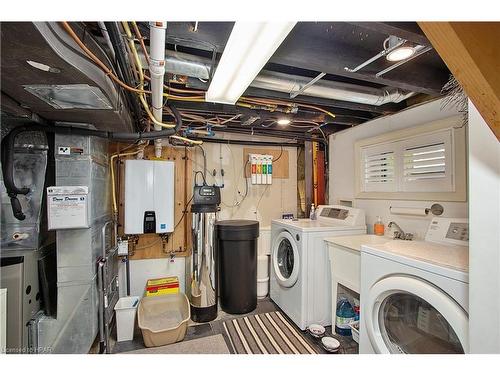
257 255 270 299
114 296 140 342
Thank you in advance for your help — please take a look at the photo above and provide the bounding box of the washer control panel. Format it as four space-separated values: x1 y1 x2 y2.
425 217 469 246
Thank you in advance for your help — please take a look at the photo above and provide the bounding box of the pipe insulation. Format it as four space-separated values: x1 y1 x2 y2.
149 22 167 157
252 71 416 106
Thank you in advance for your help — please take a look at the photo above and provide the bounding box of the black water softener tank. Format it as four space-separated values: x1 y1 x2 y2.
216 220 259 314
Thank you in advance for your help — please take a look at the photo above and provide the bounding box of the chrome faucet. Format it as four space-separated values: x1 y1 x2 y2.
387 221 413 241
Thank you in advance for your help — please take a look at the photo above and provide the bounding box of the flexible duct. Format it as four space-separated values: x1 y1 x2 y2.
251 71 416 106
148 22 167 157
1 105 182 221
150 51 415 106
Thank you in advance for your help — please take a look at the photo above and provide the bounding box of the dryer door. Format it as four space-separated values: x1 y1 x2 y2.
272 231 300 288
365 276 468 354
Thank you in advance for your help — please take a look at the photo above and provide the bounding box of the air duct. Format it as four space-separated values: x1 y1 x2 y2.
251 71 415 106
151 51 414 106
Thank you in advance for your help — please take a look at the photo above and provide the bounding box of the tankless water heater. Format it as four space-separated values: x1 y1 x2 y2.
124 159 175 234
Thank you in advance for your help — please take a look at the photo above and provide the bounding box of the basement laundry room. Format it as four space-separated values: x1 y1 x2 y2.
1 2 500 373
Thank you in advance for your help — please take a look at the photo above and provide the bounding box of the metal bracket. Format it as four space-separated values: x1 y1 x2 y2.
290 72 326 98
344 38 406 73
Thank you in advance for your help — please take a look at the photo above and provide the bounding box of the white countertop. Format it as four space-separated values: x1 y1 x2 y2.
324 234 392 252
362 240 469 272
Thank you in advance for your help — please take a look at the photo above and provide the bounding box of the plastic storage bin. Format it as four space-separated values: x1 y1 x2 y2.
349 321 360 343
137 293 190 347
114 296 140 342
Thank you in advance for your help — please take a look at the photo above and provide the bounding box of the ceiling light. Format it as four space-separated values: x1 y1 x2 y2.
277 118 291 126
206 22 296 105
384 35 416 62
386 46 416 62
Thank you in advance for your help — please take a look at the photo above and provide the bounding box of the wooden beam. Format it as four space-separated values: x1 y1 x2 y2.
419 22 500 139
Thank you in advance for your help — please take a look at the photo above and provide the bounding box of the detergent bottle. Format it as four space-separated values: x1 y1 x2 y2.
335 297 356 336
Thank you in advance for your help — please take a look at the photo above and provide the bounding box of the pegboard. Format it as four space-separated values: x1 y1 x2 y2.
111 144 192 260
243 147 289 179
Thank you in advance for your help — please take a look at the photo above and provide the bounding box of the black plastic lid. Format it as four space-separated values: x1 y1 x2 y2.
216 220 260 240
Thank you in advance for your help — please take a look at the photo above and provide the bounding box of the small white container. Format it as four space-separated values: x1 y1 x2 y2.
349 321 360 343
257 255 270 279
257 277 270 299
114 296 140 342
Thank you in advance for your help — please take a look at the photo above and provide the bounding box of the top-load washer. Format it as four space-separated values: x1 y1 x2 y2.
270 205 366 330
359 217 469 354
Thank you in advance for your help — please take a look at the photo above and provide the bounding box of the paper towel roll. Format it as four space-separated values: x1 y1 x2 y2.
390 206 428 216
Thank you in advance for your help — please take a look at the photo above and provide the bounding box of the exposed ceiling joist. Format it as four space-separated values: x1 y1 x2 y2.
347 22 431 46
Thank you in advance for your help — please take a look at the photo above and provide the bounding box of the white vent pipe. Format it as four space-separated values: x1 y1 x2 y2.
149 21 167 157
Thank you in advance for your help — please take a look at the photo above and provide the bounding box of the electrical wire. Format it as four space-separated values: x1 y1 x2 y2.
174 194 194 230
110 146 147 214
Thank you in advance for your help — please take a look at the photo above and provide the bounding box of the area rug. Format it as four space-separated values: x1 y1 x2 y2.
223 311 317 354
125 334 230 354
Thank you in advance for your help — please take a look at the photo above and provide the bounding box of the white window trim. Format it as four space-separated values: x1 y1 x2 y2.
354 116 467 201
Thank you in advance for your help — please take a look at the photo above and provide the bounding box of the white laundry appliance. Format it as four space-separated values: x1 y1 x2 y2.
270 205 366 330
359 217 469 354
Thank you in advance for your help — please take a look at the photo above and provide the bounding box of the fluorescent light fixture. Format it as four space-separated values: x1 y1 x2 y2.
386 46 415 62
277 118 291 126
206 22 297 105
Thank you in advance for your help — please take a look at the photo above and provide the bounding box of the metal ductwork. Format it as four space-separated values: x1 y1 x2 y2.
155 52 414 106
251 71 415 106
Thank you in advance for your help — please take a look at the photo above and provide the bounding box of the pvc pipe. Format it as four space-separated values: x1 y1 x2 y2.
149 21 167 157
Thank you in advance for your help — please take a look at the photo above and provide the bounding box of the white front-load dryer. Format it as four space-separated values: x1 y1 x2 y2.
270 205 366 330
359 218 469 354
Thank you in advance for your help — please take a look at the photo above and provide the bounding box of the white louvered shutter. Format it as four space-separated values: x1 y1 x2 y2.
400 130 454 192
361 144 396 192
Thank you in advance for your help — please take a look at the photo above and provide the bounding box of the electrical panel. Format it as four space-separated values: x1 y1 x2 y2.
124 160 174 234
249 154 273 185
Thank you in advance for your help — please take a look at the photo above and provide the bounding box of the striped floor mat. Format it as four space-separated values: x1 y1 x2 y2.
222 311 317 354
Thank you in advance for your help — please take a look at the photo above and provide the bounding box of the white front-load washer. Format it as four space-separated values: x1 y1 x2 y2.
359 217 469 354
270 205 366 330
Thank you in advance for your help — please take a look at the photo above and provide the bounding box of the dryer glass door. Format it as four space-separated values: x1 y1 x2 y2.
379 293 464 354
272 231 300 287
365 276 468 354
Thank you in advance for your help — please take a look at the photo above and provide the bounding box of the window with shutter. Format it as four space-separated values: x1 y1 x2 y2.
354 116 466 201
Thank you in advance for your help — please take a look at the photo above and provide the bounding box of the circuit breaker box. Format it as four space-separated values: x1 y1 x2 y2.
124 160 174 234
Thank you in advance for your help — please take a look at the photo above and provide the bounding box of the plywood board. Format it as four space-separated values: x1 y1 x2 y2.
243 148 289 179
112 144 192 260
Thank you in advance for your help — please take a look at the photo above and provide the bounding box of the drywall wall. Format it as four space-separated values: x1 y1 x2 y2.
192 133 298 226
468 100 500 353
119 133 297 297
329 98 468 239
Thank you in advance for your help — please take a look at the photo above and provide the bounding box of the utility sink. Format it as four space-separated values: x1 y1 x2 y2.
324 234 392 252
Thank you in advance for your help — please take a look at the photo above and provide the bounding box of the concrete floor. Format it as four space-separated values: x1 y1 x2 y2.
111 297 358 354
